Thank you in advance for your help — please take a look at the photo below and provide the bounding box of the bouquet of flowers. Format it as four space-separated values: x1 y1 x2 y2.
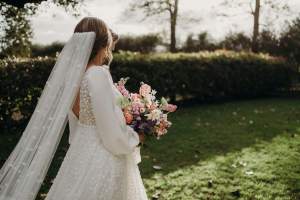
115 77 177 144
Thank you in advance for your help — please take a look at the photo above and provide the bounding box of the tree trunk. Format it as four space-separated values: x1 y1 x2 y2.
170 0 178 52
252 0 260 52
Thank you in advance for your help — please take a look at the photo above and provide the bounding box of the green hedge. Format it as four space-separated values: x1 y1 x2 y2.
0 51 294 131
111 51 294 100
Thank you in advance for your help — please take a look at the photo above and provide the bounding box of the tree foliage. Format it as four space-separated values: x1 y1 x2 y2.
1 0 82 10
0 4 34 58
182 32 216 52
219 0 290 52
127 0 179 52
114 34 162 53
0 0 82 58
279 16 300 63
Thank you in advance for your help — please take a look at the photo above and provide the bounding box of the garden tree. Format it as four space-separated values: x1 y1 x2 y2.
279 16 300 63
182 32 216 52
31 41 65 57
127 0 179 52
197 32 215 51
219 32 252 51
0 0 82 58
1 0 81 8
220 0 290 53
0 4 33 58
114 34 162 53
257 29 279 55
182 34 197 52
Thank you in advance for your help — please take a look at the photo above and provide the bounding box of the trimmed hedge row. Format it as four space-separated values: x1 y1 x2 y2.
0 51 294 131
111 51 294 100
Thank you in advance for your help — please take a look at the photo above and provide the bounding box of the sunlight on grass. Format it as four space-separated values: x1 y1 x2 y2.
1 98 299 200
143 133 300 200
139 98 300 199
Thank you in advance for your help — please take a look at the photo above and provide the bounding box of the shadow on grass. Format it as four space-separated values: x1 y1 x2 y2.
138 97 300 178
0 97 300 199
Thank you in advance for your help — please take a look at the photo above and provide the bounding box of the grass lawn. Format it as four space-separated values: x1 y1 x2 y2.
1 98 300 200
140 98 300 200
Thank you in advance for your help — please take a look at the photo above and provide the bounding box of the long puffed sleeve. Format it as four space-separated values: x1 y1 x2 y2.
68 110 78 145
86 66 140 156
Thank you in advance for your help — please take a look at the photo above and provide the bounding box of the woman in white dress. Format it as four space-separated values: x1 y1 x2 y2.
44 17 148 200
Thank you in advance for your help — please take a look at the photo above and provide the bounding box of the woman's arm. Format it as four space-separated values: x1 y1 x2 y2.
68 110 78 144
86 67 140 156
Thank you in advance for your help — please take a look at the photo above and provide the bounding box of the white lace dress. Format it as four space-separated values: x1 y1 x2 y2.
45 65 148 200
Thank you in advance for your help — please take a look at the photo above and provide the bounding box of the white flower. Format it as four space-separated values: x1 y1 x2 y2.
150 94 156 101
150 90 157 101
155 119 161 125
162 114 168 121
145 94 152 103
145 109 162 121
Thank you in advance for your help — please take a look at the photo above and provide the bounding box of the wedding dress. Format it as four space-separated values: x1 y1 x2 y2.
45 65 148 200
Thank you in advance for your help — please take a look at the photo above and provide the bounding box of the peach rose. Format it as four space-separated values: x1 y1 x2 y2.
124 112 133 124
139 84 151 97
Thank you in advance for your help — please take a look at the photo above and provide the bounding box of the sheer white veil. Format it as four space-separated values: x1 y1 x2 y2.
0 32 96 200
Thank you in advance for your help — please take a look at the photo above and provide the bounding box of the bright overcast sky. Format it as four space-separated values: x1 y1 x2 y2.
30 0 300 45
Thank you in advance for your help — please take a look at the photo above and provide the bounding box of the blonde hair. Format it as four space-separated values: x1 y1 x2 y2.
74 17 113 62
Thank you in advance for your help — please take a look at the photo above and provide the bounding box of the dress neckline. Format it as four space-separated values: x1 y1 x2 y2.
101 65 110 70
85 65 110 73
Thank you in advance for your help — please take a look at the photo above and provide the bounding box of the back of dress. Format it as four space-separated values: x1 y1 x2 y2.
57 65 148 200
45 66 131 200
78 74 97 127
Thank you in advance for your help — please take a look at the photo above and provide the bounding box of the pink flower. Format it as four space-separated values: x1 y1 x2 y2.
114 77 177 140
117 85 130 97
139 84 151 97
149 104 157 111
163 104 177 112
156 124 167 136
130 93 141 102
132 102 144 115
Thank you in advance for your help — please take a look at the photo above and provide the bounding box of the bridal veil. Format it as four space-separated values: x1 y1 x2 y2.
0 32 96 200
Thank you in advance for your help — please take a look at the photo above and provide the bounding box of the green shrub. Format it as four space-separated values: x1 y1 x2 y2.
111 51 294 101
31 42 64 58
0 57 55 131
0 51 294 131
114 34 162 53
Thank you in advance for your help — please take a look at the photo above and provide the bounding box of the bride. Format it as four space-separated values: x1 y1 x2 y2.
45 17 148 200
0 17 148 200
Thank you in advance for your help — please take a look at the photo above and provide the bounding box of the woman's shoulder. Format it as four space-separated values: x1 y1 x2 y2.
85 65 111 85
85 65 109 78
86 65 109 74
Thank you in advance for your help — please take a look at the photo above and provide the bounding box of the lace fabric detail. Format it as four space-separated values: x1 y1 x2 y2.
78 65 111 126
78 75 96 126
45 65 148 200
